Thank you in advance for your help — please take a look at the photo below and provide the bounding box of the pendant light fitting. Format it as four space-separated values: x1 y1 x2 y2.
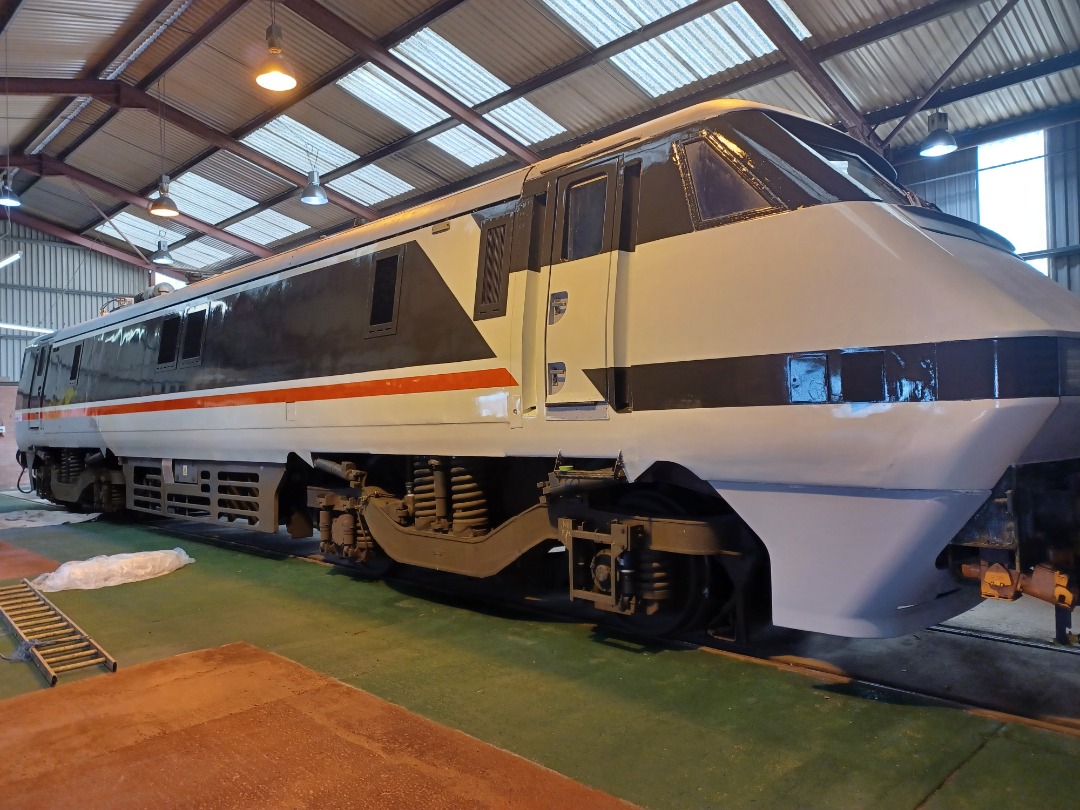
256 1 297 91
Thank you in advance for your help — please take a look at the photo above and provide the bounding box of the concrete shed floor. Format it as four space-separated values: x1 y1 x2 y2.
1 494 1079 809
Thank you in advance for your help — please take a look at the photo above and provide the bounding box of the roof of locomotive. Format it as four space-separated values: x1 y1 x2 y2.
39 98 791 345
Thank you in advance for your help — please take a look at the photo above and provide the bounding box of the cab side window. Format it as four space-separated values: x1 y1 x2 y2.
677 135 781 228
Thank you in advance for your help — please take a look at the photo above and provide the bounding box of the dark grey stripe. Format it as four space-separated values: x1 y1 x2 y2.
586 337 1080 412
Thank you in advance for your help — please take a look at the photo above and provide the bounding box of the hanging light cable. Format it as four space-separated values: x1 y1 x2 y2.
148 76 179 217
256 0 297 92
2 30 21 208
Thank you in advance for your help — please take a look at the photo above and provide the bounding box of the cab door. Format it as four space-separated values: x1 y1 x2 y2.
26 345 51 430
544 160 619 412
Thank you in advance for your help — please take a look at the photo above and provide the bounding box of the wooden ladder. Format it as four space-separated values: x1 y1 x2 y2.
0 579 117 686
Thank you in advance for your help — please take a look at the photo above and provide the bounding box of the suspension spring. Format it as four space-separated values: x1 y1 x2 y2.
637 550 673 602
450 458 488 534
412 458 436 527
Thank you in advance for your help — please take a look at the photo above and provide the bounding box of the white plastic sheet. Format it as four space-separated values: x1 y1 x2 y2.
0 510 101 530
32 548 195 592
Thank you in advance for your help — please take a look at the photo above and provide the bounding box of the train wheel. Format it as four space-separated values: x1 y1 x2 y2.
608 489 714 636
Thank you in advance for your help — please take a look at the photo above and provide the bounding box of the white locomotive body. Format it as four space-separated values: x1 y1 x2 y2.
16 100 1080 639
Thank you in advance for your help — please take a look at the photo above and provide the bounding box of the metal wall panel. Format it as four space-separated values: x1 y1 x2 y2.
0 220 151 382
1047 119 1080 294
897 147 979 223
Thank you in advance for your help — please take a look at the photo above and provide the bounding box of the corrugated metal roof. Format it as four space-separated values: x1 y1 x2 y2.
186 151 294 201
241 114 359 173
4 0 152 78
224 208 310 245
65 109 211 193
163 171 256 224
146 1 355 135
327 164 415 205
313 0 446 40
431 0 587 87
3 0 1080 276
17 176 125 231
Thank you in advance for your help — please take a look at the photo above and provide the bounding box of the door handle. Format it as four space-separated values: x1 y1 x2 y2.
549 291 568 324
547 362 566 394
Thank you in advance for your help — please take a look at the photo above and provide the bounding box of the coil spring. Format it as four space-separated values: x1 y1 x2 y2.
412 459 436 523
450 457 488 533
637 549 673 602
59 449 85 484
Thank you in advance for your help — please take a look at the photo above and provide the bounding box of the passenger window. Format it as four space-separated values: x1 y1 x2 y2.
679 137 776 226
69 344 82 383
564 175 608 260
157 315 182 368
368 247 404 337
180 308 207 365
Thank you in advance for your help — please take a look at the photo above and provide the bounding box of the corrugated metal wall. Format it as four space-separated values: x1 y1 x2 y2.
0 220 151 383
896 148 979 223
1047 120 1080 295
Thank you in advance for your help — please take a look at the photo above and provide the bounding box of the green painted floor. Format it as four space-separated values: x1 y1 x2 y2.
1 495 1079 809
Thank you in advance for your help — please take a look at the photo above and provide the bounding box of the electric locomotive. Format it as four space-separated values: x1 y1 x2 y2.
16 99 1080 639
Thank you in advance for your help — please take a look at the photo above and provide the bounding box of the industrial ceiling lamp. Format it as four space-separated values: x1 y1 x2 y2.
148 175 179 217
148 76 180 217
300 144 327 205
256 0 297 92
919 110 958 158
0 174 19 208
150 231 176 266
300 170 328 205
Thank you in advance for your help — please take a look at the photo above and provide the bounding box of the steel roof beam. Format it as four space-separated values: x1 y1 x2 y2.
741 0 883 149
55 0 253 163
866 50 1080 127
7 154 271 258
4 77 377 220
5 209 183 279
280 0 540 165
881 0 1021 145
17 0 179 155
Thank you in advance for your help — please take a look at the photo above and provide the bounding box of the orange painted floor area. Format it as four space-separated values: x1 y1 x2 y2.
0 642 635 809
0 540 57 580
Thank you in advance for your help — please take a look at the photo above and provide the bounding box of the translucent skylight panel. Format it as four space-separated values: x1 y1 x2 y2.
429 126 505 168
611 41 697 97
164 173 255 225
769 0 811 39
337 64 448 132
660 15 751 78
391 28 508 106
539 0 693 48
241 116 359 173
171 241 234 268
224 209 309 245
485 98 565 145
327 165 415 205
93 211 182 250
716 4 775 58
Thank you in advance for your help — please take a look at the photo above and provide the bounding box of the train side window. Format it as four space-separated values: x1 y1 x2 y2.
367 246 404 337
474 213 514 320
157 315 181 369
35 344 48 376
69 344 82 383
564 175 608 260
180 307 207 367
676 135 780 228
